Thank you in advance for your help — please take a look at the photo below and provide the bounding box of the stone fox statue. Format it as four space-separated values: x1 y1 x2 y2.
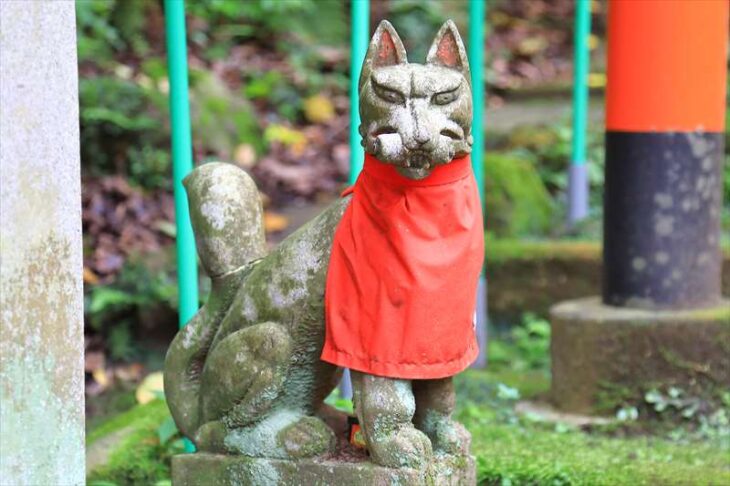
164 20 481 469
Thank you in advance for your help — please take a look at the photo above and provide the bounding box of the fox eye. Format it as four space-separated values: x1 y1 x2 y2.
374 84 405 104
433 90 458 105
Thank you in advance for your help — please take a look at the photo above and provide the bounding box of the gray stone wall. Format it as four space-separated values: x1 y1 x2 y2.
0 2 85 484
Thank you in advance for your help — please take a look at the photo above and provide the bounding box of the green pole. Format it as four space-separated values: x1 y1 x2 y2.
468 0 485 204
349 0 370 184
164 0 199 328
468 0 487 368
341 0 370 400
568 0 592 223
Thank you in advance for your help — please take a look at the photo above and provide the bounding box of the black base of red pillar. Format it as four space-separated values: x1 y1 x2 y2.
603 131 724 309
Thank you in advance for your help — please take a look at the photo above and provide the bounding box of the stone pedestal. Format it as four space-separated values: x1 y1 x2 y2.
550 297 730 414
172 451 476 486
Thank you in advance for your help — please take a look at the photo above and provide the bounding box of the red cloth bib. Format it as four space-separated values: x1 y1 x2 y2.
321 153 484 379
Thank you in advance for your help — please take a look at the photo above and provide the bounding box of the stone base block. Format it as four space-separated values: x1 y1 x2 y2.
550 297 730 414
172 452 476 486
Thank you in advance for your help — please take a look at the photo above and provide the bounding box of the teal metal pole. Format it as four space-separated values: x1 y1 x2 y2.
348 0 370 184
340 0 370 400
468 0 487 369
568 0 592 223
468 0 485 204
164 0 199 328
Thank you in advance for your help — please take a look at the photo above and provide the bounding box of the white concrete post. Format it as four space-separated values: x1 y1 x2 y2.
0 2 85 484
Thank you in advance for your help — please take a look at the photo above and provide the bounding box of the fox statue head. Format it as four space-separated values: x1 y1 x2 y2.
359 20 473 180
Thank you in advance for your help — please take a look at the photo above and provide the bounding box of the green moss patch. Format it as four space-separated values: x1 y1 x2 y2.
468 422 730 485
486 237 601 265
87 400 175 485
484 154 555 237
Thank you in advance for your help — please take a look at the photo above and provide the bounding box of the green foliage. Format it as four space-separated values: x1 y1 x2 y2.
87 400 175 485
498 121 608 238
484 152 556 237
455 369 730 485
187 0 347 58
87 257 177 360
243 70 303 121
79 75 171 189
189 70 263 158
488 314 551 372
76 0 122 65
76 0 152 63
506 123 605 198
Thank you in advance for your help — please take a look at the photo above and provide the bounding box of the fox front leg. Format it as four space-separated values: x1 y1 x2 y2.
413 376 471 455
351 371 433 468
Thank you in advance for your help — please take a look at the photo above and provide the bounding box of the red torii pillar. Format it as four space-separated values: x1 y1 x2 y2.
550 0 729 413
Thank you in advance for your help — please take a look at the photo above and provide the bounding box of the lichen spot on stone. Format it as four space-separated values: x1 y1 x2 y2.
654 216 674 236
687 132 713 158
654 252 669 265
181 320 199 349
241 294 258 322
200 200 228 231
266 238 322 309
631 257 646 272
701 156 714 172
681 197 699 212
393 380 416 413
696 252 710 266
245 461 280 486
653 193 672 210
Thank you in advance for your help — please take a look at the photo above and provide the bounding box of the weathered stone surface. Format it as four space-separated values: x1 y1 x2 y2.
550 297 730 414
0 2 85 484
358 20 473 180
172 452 476 486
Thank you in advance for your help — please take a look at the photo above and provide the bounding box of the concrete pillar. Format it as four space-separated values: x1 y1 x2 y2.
0 2 85 484
550 0 730 414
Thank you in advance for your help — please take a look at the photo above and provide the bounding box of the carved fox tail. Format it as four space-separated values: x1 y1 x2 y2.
164 162 267 438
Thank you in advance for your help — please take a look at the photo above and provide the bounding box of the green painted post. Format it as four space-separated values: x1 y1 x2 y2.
341 0 370 399
468 0 487 368
468 0 486 205
568 0 592 224
164 0 198 454
348 0 370 184
164 0 199 329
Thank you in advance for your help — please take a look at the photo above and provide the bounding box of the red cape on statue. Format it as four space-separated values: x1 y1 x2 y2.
321 153 484 379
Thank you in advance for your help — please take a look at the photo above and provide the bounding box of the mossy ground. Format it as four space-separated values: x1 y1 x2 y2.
469 420 730 485
88 368 729 485
87 400 175 486
456 369 730 485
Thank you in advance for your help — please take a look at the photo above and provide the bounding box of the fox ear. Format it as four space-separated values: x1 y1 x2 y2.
359 20 408 91
426 20 471 84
